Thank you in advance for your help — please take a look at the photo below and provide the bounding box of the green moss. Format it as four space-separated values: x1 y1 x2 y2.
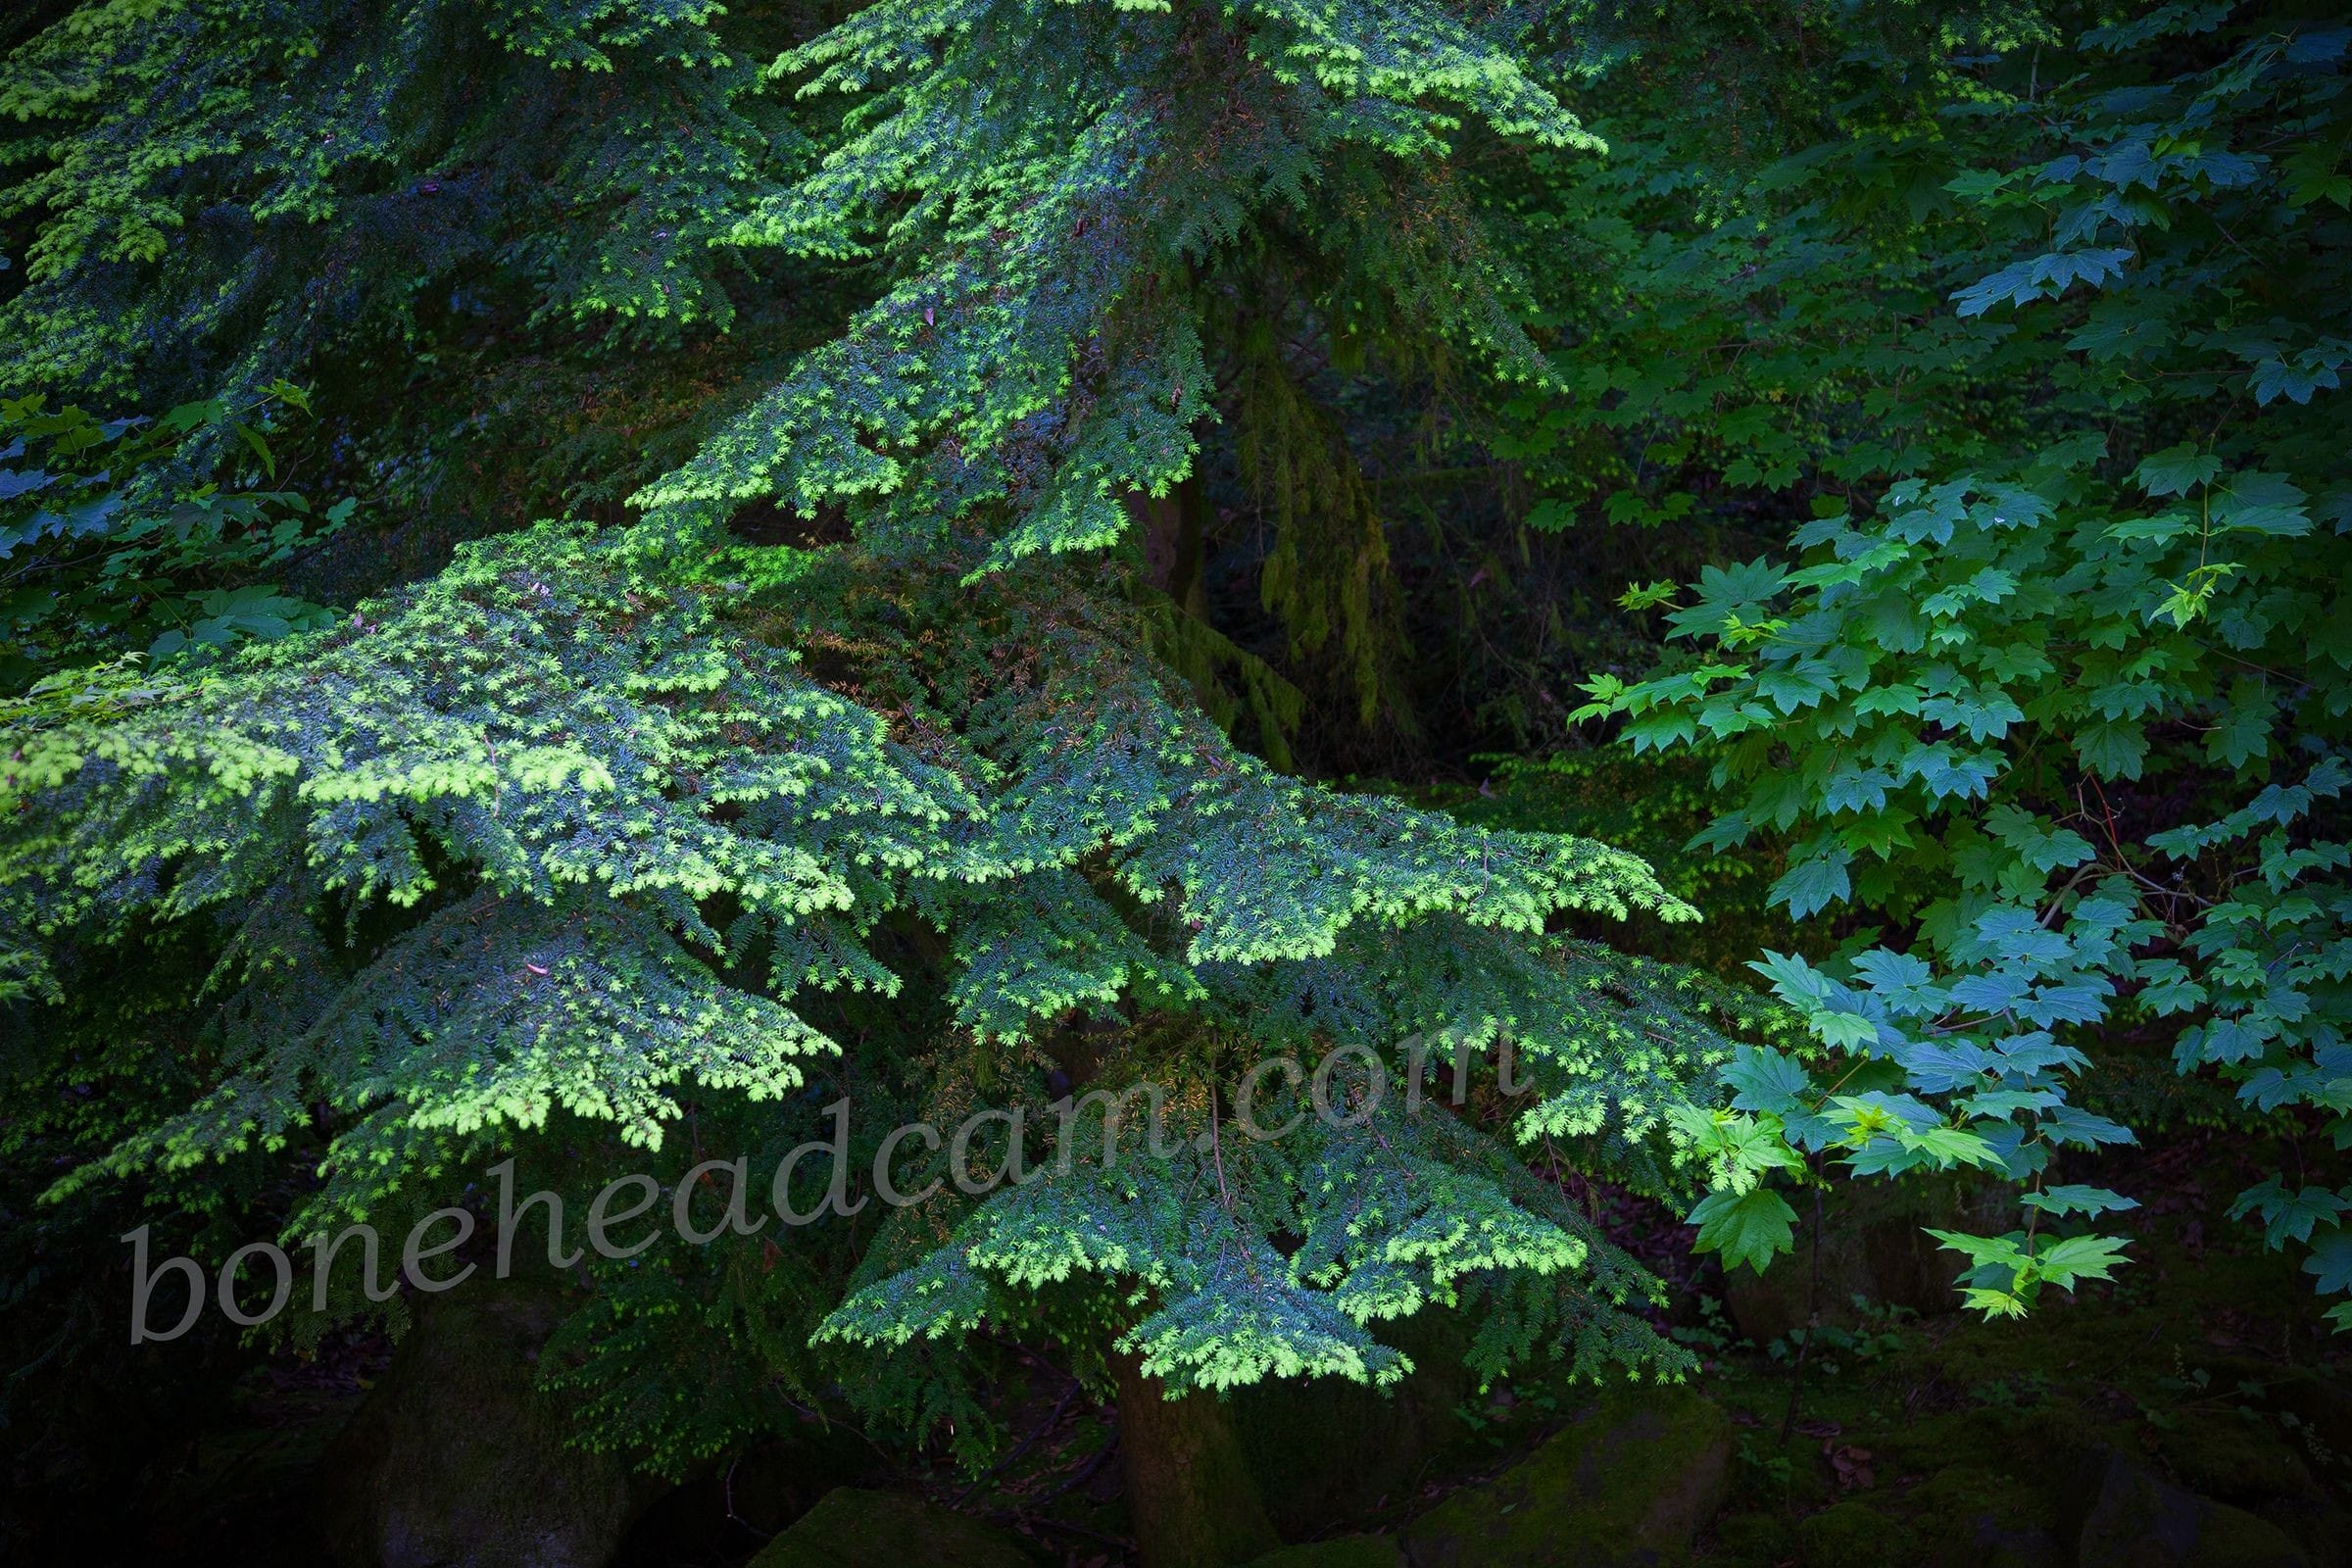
1860 1405 2100 1489
747 1488 1043 1568
1402 1386 1732 1567
2156 1411 2317 1507
1788 1472 2057 1568
1902 1466 2063 1568
2074 1448 2311 1568
2184 1502 2313 1568
1707 1509 1800 1567
1797 1499 1918 1568
1242 1537 1403 1568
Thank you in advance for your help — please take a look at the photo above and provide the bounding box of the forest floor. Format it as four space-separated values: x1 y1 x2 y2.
122 1125 2347 1568
900 1125 2349 1568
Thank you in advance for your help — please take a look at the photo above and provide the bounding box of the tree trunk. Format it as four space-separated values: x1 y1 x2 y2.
1113 1350 1281 1568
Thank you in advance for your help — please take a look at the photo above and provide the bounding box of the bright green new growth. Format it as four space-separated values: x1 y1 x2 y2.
0 0 1766 1470
1 508 1730 1390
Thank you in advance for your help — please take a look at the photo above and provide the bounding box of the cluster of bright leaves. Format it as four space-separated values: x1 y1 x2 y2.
1581 7 2351 1324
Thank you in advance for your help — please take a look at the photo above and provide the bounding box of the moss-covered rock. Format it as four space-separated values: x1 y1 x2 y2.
2157 1410 2318 1508
2068 1447 2308 1568
1243 1537 1403 1568
1904 1464 2064 1568
1855 1401 2098 1502
1754 1447 2064 1568
1709 1510 1799 1567
2254 1498 2352 1568
317 1280 652 1568
1796 1499 1918 1568
745 1488 1043 1568
1399 1385 1731 1567
2184 1504 2316 1568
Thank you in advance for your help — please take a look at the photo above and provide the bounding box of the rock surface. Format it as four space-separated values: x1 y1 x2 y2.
1399 1385 1731 1567
317 1279 647 1568
746 1487 1042 1568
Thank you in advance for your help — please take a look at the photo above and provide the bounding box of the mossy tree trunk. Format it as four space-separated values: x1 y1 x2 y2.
1112 1350 1281 1568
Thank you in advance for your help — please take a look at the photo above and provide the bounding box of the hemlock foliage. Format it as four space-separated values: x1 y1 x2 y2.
0 0 2344 1535
0 0 1772 1494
